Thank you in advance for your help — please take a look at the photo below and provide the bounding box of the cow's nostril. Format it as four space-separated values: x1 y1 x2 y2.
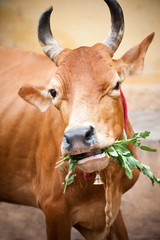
85 126 94 141
64 133 70 145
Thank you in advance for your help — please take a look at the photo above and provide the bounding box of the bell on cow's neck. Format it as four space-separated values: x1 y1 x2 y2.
93 171 103 185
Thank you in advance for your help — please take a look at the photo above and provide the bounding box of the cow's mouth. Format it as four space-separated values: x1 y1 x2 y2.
71 149 110 173
76 149 105 163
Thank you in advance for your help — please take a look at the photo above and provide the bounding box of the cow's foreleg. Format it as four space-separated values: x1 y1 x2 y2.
44 207 71 240
107 210 129 240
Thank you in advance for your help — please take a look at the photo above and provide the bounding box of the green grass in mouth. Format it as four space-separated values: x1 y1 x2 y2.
56 130 159 193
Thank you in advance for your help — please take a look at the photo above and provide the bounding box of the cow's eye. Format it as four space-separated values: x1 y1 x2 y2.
49 89 57 98
113 81 120 90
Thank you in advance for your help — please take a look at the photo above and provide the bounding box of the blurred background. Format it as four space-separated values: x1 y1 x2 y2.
0 0 160 83
0 0 160 239
0 0 160 80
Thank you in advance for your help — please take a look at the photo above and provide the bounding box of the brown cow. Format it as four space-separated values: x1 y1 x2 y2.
0 0 154 239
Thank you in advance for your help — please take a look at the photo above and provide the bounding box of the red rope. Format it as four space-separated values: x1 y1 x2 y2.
120 88 128 133
83 172 94 179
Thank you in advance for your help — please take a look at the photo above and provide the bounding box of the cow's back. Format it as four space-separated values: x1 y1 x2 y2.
0 46 62 206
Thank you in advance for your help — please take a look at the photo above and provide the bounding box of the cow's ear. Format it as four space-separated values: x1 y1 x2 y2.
113 32 154 81
18 85 52 112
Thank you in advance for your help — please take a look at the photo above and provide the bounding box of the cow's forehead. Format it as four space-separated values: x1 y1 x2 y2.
55 43 117 91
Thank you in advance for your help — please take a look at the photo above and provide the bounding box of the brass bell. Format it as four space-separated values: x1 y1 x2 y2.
93 171 103 185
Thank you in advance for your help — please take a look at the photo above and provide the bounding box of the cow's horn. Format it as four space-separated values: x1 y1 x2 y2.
103 0 124 53
38 6 63 61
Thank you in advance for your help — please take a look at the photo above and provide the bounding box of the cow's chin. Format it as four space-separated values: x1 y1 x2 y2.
76 152 110 173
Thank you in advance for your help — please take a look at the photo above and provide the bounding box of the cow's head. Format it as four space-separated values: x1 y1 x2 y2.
19 0 154 173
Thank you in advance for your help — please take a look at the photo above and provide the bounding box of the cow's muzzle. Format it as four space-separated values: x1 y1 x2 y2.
61 125 97 156
61 124 112 173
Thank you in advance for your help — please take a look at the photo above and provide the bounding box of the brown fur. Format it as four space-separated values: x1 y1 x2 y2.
0 33 154 240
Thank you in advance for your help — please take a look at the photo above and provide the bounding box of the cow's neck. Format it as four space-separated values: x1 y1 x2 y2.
102 160 124 230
